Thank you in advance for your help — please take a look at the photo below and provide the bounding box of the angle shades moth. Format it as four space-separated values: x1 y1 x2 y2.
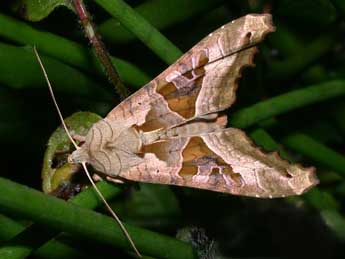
63 14 318 199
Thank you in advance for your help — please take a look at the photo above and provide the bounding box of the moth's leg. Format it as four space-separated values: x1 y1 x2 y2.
92 173 104 182
72 134 86 143
92 174 125 184
106 176 125 184
197 113 219 120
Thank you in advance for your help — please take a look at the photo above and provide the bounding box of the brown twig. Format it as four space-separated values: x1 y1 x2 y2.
72 0 130 99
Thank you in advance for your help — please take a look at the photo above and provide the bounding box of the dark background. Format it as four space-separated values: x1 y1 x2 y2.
0 1 345 258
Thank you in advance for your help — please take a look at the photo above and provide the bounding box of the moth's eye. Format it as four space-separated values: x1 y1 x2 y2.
70 148 89 164
67 155 73 164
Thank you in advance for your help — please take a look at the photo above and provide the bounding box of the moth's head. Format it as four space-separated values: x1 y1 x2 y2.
68 127 122 176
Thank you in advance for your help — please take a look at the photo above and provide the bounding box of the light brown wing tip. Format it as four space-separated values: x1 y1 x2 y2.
230 128 319 197
244 13 276 38
302 166 319 191
289 166 319 196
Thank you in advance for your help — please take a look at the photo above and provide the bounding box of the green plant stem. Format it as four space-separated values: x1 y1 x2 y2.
268 33 336 80
230 80 345 128
249 128 290 160
0 214 26 241
0 13 149 88
281 133 345 176
0 181 122 258
34 239 87 259
95 0 183 64
72 0 129 99
98 0 224 44
0 177 195 259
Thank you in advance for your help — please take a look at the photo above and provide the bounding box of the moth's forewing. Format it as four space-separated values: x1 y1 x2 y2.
106 14 275 129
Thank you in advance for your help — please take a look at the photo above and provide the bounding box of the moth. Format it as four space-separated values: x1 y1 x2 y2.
63 13 318 198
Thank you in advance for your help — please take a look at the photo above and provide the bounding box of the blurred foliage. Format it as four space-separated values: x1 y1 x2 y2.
1 0 345 258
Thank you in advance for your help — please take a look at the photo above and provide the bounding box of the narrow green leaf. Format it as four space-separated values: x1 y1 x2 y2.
95 0 183 64
320 210 345 240
230 80 345 128
0 180 123 259
99 0 224 44
249 128 291 160
281 133 345 176
268 33 336 80
0 214 26 241
0 43 109 98
0 13 150 88
0 177 196 259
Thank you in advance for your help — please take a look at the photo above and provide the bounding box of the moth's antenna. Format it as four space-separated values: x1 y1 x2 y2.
33 46 79 150
82 162 142 257
34 47 142 258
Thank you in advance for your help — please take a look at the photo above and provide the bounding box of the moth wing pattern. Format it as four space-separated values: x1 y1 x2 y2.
106 14 274 131
119 128 317 198
100 14 318 197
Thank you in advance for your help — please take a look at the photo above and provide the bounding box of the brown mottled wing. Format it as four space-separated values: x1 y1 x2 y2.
119 128 318 198
106 14 275 131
